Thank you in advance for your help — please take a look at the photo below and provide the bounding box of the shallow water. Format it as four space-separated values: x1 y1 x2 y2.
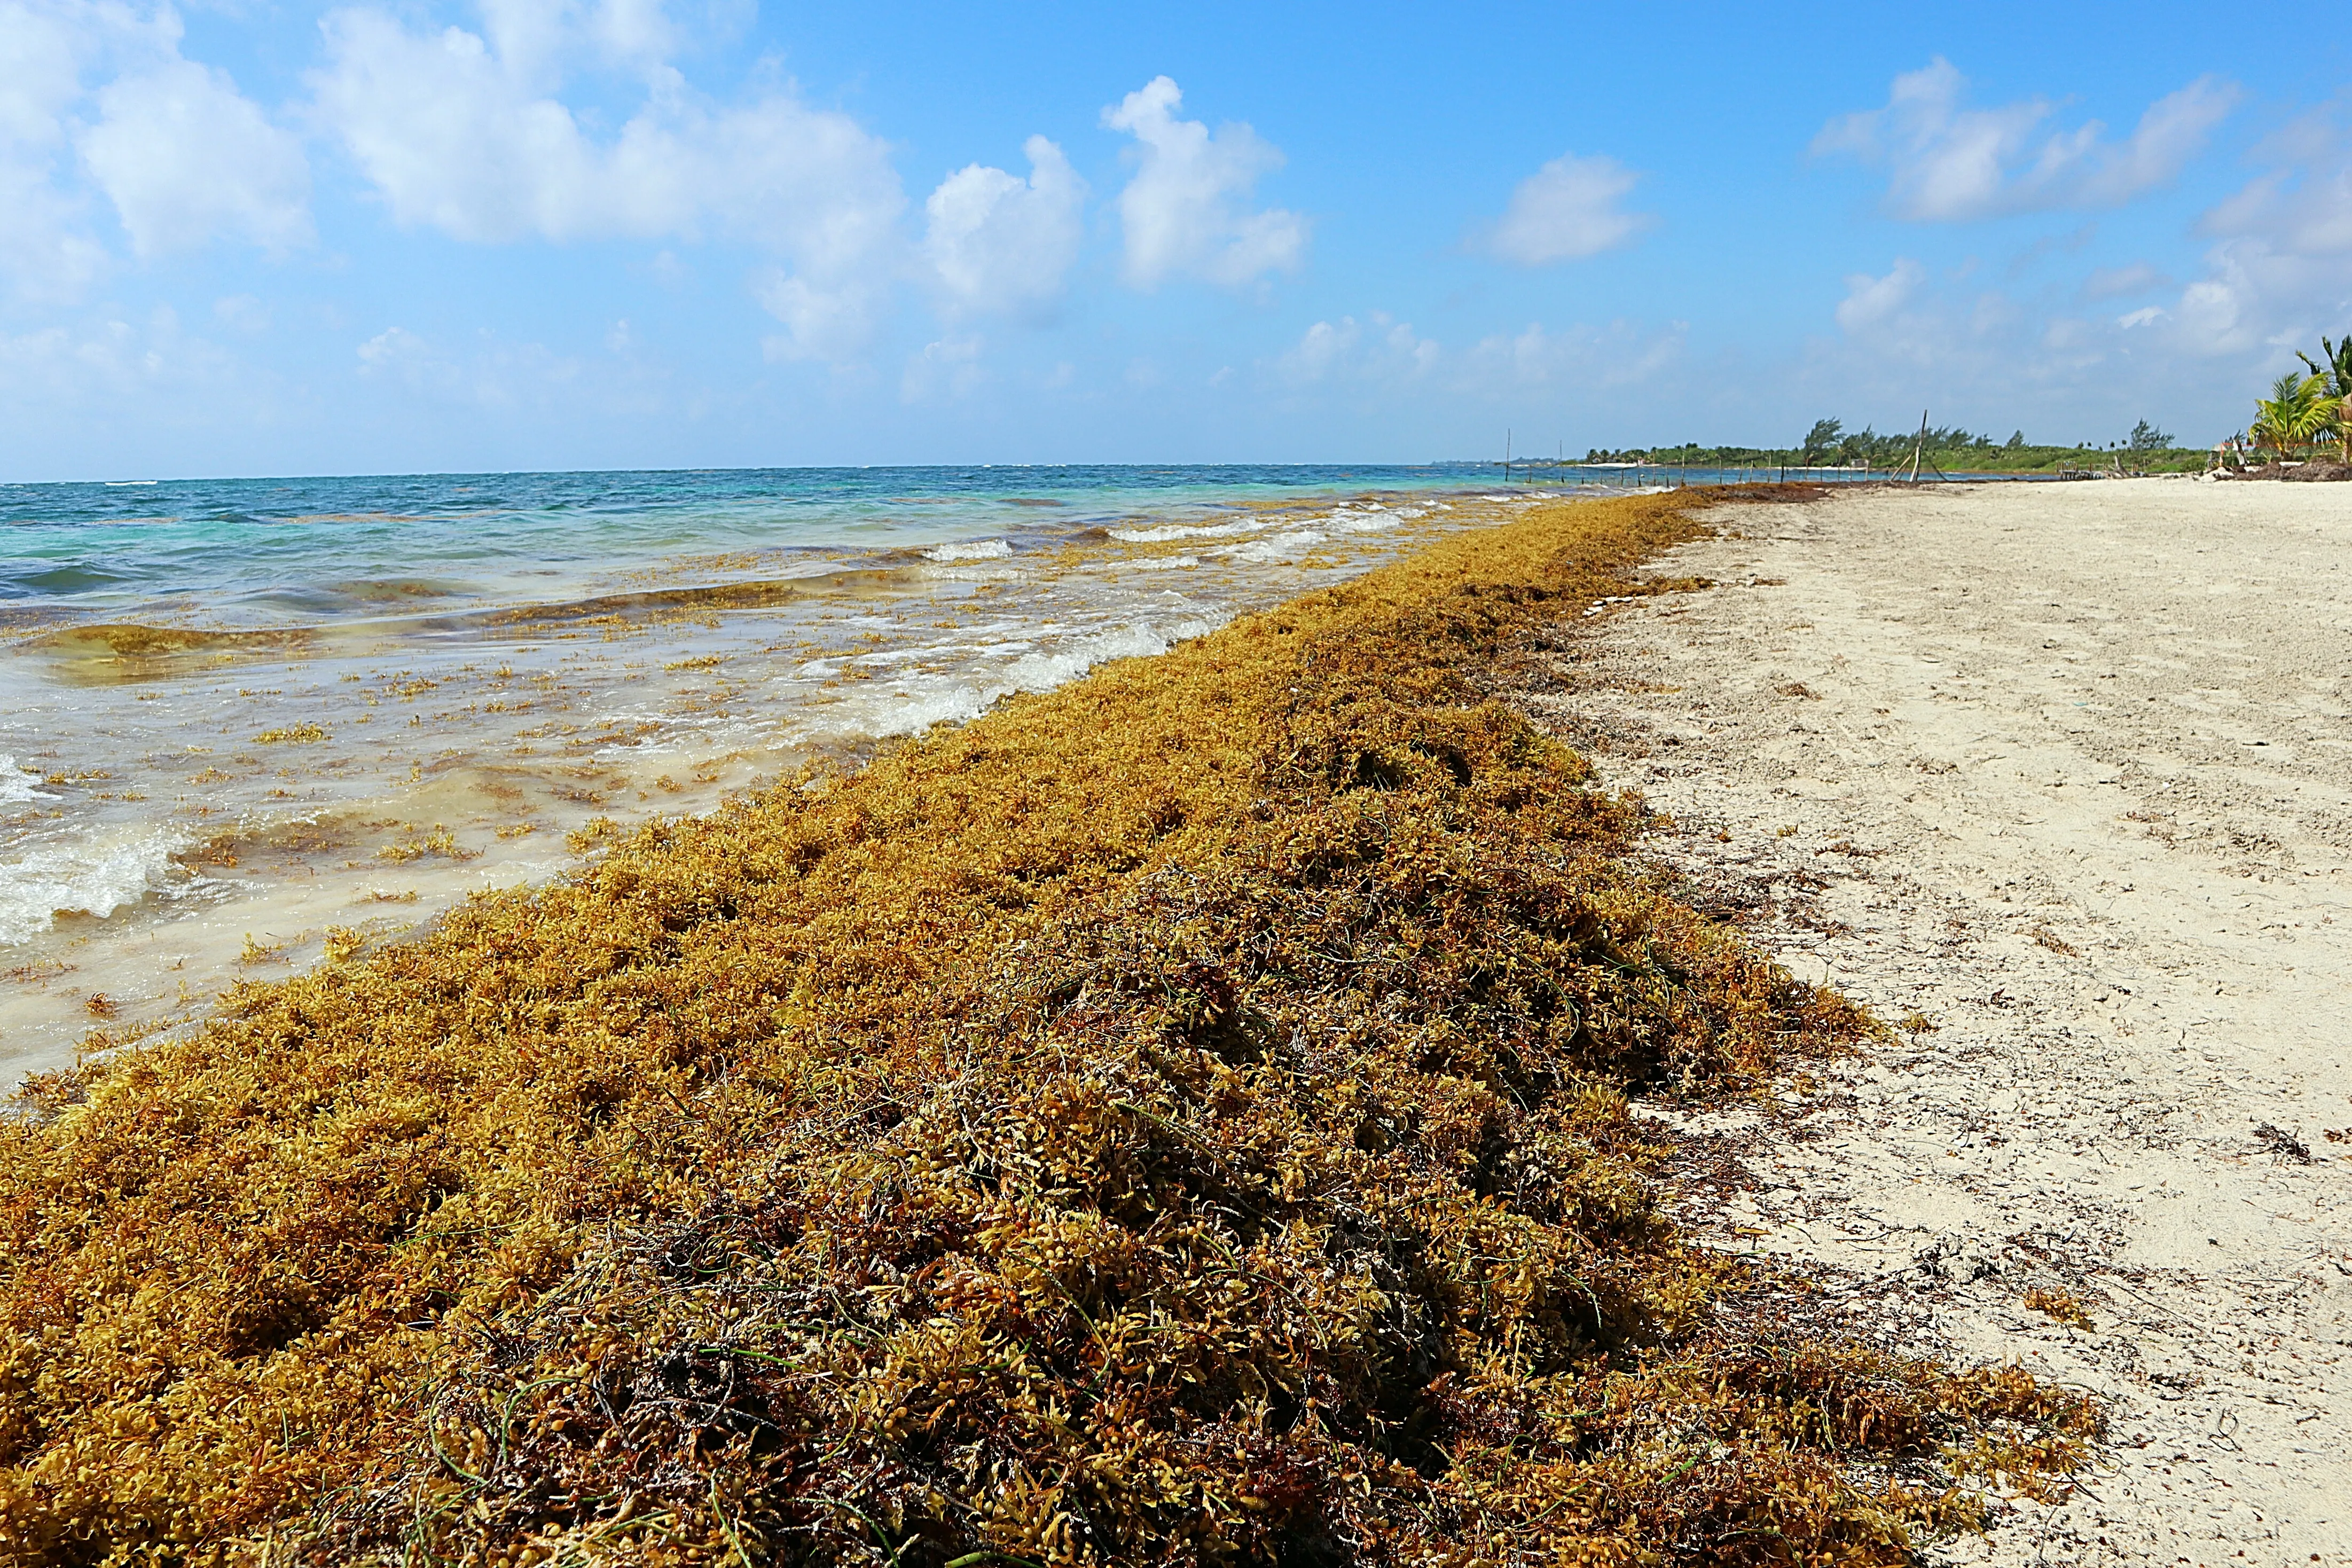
3 464 1583 1079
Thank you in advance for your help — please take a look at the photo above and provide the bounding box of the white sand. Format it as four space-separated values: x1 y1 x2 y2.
1510 479 2351 1565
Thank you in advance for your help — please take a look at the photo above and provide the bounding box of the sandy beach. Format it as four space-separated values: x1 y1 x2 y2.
1505 480 2351 1565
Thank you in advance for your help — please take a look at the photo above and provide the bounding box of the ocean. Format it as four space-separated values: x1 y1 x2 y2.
1 463 1578 1079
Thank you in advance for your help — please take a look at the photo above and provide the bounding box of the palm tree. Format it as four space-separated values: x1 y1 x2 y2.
2298 334 2352 461
2251 372 2331 460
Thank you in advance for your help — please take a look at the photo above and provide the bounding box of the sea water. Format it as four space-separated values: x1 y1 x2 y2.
1 464 1581 1079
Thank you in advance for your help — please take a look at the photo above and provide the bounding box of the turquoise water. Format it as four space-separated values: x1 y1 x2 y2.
1 464 1566 1077
2 464 1500 628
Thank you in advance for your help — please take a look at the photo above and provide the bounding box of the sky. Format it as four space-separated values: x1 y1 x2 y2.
4 0 2350 479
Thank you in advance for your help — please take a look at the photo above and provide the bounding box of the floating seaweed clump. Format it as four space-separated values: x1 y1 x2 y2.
0 492 2095 1566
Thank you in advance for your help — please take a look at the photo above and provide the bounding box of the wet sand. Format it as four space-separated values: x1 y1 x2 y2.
1506 479 2351 1565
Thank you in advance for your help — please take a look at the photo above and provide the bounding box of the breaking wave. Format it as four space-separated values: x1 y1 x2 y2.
0 757 53 807
0 825 187 947
923 539 1013 563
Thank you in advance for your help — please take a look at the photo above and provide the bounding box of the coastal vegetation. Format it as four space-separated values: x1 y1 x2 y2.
2248 371 2333 460
0 492 2096 1565
1565 419 2206 474
2211 330 2352 473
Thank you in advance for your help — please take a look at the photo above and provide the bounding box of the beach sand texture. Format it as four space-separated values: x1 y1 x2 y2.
1507 480 2350 1564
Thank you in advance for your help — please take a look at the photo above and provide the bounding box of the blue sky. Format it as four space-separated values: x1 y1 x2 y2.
5 0 2350 479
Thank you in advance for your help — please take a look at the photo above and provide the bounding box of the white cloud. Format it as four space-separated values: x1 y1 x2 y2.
1836 257 1927 332
473 0 681 80
0 303 244 413
0 0 110 299
752 271 882 363
1101 75 1305 288
1461 320 1683 390
0 0 304 295
354 321 600 410
1815 59 2238 221
313 1 906 358
2158 113 2352 360
1275 311 1438 386
313 8 900 250
357 324 436 378
921 136 1086 321
1480 153 1652 264
81 59 310 255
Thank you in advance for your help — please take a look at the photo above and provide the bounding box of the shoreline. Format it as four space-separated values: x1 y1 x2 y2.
3 483 1549 1084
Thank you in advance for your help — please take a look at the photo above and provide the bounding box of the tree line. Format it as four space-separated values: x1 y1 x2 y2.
1566 417 2196 473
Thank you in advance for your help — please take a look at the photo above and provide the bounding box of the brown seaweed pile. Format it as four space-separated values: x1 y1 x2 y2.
0 490 2094 1566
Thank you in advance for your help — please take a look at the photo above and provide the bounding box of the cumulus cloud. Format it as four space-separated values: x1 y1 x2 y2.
0 0 304 295
2094 107 2352 363
1101 76 1305 288
1275 311 1438 386
312 0 907 358
1479 153 1652 264
82 59 310 255
312 7 903 254
921 136 1086 321
1815 59 2238 221
315 2 1095 360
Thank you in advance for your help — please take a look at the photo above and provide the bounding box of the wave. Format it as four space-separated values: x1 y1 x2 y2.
1219 531 1327 565
0 825 187 946
791 616 1222 746
0 756 56 806
1109 518 1271 544
922 539 1012 562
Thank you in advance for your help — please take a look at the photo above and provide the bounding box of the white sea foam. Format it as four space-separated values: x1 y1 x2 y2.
789 616 1222 746
0 826 186 946
0 757 55 806
1130 555 1201 570
1109 518 1267 543
923 539 1012 562
1219 530 1327 563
